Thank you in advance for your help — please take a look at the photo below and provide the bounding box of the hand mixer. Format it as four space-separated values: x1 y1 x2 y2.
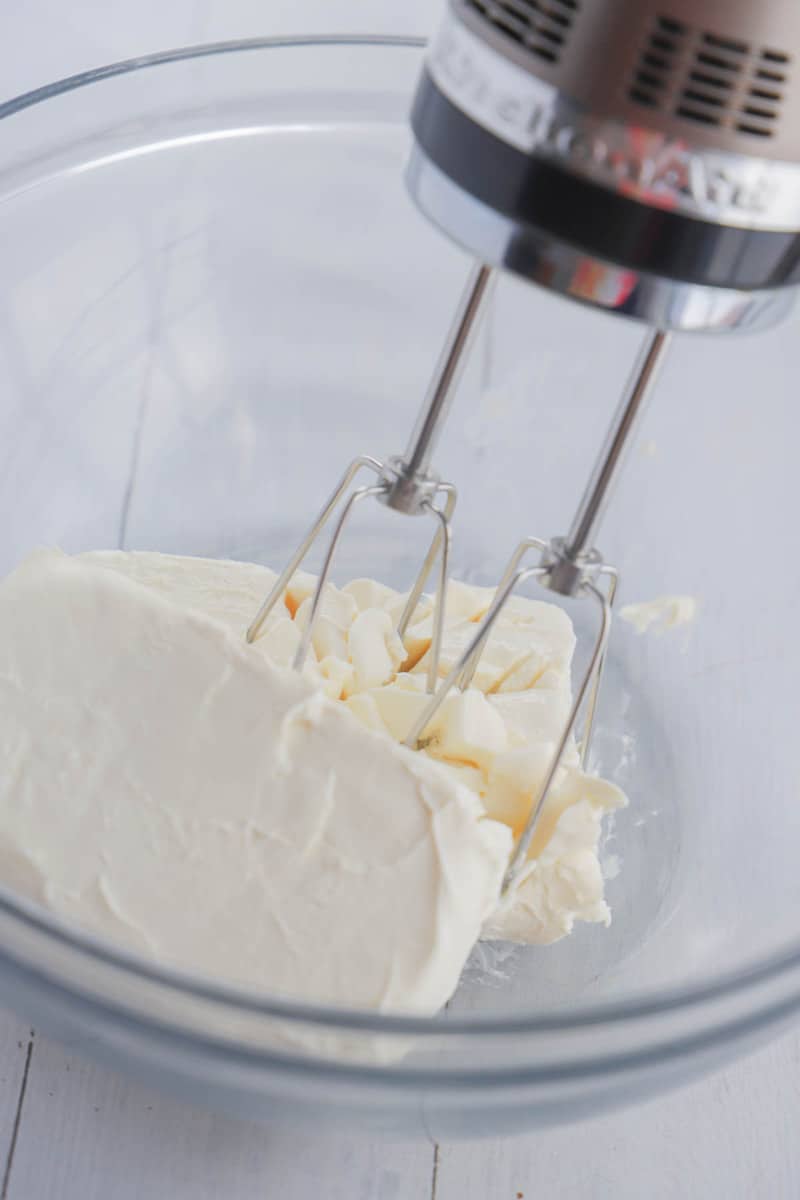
249 0 800 892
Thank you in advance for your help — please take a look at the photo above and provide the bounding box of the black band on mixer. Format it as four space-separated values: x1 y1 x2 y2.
411 72 800 292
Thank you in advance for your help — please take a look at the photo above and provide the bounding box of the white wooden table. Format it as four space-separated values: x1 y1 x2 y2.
1 1 799 1195
0 1011 796 1198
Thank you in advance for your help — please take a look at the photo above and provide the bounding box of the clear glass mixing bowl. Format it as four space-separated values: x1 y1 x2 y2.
1 36 799 1140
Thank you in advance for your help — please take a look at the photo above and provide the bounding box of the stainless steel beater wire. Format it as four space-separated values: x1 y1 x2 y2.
457 536 549 690
580 565 618 767
395 484 455 643
503 579 612 893
246 455 382 644
404 565 551 748
565 329 670 562
396 484 457 640
293 483 387 671
425 501 453 693
401 262 494 480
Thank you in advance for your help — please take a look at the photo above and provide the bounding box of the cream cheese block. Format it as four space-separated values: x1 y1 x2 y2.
84 552 627 946
83 551 628 946
0 546 628 1016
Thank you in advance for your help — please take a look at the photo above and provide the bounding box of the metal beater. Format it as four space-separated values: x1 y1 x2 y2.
404 325 669 892
250 0 800 894
246 263 667 894
246 262 494 692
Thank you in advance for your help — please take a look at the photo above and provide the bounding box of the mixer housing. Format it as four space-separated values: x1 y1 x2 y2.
408 0 800 331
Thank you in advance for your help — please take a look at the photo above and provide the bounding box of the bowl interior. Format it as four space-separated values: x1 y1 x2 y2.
0 39 798 1033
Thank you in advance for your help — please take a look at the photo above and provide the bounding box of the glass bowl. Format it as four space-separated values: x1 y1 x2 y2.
0 36 799 1140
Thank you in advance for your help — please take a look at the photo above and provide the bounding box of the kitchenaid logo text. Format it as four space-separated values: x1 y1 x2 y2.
430 30 779 218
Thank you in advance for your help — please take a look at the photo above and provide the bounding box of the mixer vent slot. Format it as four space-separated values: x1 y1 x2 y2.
681 37 788 138
735 46 789 137
464 0 578 65
629 16 790 140
628 15 687 110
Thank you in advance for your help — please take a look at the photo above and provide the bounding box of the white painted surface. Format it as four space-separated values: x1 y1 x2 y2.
0 1 799 1197
436 1033 800 1200
0 1008 797 1199
4 1020 434 1200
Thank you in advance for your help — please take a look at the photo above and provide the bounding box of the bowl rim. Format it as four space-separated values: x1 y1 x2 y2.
1 33 799 1071
0 33 427 122
2 879 800 1041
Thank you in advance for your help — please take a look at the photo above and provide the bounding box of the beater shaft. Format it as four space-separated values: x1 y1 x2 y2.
564 330 670 565
381 262 494 515
401 263 493 481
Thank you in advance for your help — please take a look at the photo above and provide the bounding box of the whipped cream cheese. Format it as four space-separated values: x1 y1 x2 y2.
620 594 698 634
0 548 626 1014
84 552 625 944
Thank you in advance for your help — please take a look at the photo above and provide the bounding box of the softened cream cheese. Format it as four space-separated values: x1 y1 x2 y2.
0 548 626 1013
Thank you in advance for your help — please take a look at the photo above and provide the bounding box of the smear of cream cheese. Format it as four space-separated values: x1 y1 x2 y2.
620 595 698 635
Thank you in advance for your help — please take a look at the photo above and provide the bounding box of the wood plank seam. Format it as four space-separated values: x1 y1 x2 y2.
430 1143 441 1200
1 1033 34 1199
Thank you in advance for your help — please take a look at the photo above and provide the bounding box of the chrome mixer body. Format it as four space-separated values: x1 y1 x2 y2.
409 0 800 333
250 0 800 893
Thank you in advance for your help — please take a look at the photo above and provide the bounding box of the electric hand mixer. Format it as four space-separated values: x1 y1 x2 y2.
248 0 800 891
